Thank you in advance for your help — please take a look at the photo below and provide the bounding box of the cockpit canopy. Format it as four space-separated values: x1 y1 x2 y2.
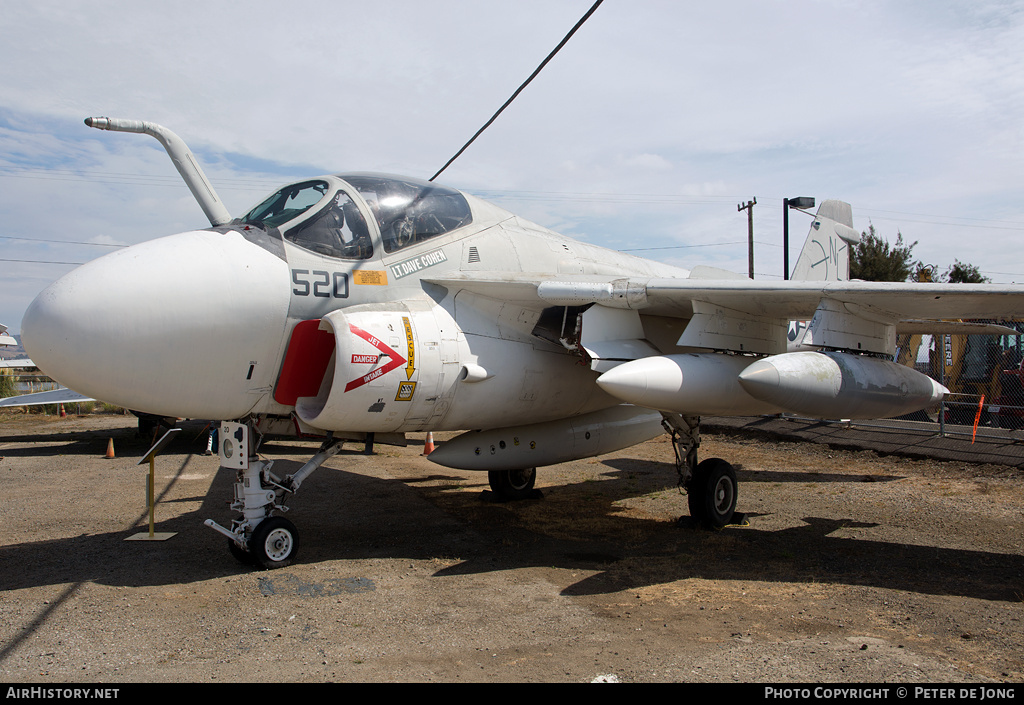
240 173 473 260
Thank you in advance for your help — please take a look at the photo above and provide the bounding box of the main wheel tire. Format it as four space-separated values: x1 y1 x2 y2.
250 517 299 570
488 468 537 500
688 458 737 529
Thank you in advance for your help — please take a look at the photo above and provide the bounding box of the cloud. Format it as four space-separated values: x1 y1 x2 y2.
2 0 1024 330
620 153 673 172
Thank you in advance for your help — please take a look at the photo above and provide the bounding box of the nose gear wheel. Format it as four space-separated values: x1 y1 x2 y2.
250 516 299 569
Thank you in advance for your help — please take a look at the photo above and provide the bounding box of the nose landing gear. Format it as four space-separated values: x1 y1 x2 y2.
204 420 344 569
249 516 300 569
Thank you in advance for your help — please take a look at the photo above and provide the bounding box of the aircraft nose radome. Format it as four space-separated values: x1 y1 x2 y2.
22 230 291 419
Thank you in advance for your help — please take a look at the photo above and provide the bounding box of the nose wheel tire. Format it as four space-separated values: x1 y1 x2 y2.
250 517 300 569
687 458 737 529
488 468 537 500
228 537 254 565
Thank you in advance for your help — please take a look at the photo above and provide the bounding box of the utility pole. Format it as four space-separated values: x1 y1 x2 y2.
738 198 756 279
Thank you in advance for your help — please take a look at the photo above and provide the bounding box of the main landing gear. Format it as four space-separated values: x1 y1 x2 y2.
662 413 738 529
487 467 538 500
205 421 344 569
484 415 738 528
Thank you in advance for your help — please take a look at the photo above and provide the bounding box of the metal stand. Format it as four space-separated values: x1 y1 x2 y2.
126 428 181 542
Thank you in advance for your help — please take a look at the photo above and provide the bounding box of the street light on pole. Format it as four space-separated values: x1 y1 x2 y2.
783 196 815 280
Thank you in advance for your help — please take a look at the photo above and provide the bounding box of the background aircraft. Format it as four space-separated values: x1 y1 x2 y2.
18 118 1024 569
0 323 95 408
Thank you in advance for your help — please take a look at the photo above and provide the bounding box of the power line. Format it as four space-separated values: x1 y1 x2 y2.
6 165 1024 234
858 206 1024 227
1 235 125 248
620 239 784 253
474 190 741 206
0 257 85 265
0 168 278 192
429 0 605 182
858 212 1024 232
620 240 750 252
473 189 1024 231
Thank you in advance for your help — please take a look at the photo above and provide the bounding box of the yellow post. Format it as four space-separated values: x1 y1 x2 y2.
126 428 181 542
148 456 156 538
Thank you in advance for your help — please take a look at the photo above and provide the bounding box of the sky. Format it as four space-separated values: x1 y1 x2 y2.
2 0 1023 333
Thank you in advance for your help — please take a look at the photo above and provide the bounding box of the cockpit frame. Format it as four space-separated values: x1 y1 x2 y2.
238 173 474 263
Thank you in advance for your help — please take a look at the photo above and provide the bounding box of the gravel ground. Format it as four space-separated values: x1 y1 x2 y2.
0 411 1022 683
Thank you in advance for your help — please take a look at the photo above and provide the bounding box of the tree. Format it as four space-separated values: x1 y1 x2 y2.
944 259 990 284
849 224 917 282
851 225 991 283
911 258 990 283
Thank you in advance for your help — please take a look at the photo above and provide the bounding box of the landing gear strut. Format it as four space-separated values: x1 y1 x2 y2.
662 413 737 528
205 420 344 569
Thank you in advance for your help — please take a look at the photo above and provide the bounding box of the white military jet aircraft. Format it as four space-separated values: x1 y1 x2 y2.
19 118 1024 568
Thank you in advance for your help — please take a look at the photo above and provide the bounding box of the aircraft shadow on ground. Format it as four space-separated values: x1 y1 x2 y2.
0 439 1019 607
0 424 165 457
428 455 1021 603
597 457 902 485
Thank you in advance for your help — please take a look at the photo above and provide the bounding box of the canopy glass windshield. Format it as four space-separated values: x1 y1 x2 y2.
283 190 373 260
241 180 330 229
340 174 473 253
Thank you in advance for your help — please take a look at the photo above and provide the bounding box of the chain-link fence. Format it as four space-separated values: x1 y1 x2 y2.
892 328 1024 439
707 328 1024 469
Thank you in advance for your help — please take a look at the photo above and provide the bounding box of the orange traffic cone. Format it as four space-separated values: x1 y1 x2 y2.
422 432 435 455
59 404 66 418
105 438 115 459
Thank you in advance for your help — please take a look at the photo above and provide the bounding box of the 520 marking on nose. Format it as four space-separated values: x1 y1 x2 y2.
291 269 349 298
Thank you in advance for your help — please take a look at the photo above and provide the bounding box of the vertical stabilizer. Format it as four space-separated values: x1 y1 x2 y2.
790 199 860 281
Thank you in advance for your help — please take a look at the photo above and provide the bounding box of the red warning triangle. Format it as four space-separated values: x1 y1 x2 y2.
343 324 407 392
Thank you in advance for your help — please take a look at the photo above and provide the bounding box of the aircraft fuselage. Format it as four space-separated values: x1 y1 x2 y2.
22 172 688 434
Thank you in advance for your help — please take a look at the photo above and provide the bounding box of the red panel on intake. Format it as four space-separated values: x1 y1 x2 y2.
273 320 336 405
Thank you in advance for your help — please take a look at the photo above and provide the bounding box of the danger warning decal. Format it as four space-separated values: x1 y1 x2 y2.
344 324 407 392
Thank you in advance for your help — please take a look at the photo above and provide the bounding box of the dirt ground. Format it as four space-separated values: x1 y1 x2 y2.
0 411 1022 684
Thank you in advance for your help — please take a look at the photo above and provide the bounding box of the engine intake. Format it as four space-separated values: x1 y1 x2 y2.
291 303 458 432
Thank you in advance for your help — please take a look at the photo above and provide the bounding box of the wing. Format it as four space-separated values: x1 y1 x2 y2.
427 273 1024 358
425 273 1024 420
0 387 95 408
0 352 95 407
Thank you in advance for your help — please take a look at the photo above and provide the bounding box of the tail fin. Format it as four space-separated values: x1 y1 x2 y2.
790 200 860 281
